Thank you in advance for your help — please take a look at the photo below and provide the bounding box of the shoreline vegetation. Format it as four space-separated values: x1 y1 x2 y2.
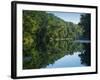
23 11 91 69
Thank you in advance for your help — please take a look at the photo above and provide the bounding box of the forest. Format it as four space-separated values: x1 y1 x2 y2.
23 10 91 69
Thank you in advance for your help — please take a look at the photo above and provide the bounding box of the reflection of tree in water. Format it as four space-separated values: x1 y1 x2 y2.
78 43 91 66
23 41 91 69
23 39 85 69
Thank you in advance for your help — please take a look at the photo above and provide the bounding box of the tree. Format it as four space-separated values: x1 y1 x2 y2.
78 14 91 40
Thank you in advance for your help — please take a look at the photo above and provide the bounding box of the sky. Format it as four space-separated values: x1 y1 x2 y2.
48 12 81 24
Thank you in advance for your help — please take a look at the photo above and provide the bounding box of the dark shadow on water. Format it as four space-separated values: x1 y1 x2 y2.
78 43 91 66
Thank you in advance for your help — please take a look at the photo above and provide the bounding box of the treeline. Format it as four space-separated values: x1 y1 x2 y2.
23 11 83 52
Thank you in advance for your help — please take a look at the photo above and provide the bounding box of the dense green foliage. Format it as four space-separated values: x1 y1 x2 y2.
78 14 91 40
23 11 90 69
23 11 83 51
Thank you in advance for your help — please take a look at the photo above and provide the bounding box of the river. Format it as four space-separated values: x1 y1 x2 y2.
23 40 91 69
46 40 91 68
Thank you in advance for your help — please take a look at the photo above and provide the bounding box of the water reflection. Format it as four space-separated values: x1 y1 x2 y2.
46 52 84 68
23 40 91 69
79 43 91 66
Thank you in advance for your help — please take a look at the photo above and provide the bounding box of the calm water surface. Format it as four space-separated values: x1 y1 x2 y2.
46 41 91 68
46 52 85 68
23 40 91 69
